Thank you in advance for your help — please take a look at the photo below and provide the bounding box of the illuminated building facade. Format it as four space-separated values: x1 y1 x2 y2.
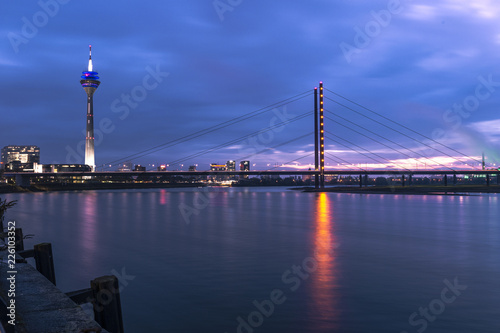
43 164 91 173
210 163 226 181
210 163 226 171
80 45 100 171
118 162 133 172
134 165 146 171
1 145 40 171
240 160 250 179
239 161 250 171
226 160 236 172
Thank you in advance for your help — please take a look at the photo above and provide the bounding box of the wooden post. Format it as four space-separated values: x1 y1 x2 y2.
91 275 124 333
486 174 490 186
402 174 405 187
15 228 24 251
359 174 362 187
409 174 412 187
453 174 457 186
34 243 56 285
444 174 448 186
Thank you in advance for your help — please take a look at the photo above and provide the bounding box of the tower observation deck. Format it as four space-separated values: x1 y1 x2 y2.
80 45 100 171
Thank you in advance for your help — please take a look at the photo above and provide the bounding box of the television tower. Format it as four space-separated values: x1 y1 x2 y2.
80 45 100 171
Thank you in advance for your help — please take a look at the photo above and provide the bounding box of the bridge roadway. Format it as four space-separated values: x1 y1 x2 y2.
4 169 500 178
4 169 499 187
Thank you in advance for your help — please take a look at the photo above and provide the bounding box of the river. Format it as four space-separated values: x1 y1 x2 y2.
2 187 499 332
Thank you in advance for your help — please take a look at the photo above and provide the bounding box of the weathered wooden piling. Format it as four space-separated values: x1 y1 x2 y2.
91 275 124 333
34 242 56 285
14 227 24 251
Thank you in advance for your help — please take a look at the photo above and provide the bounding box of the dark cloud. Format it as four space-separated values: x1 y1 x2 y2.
2 0 500 170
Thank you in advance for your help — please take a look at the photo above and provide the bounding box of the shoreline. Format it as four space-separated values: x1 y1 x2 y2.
2 183 500 195
0 182 206 193
301 185 500 195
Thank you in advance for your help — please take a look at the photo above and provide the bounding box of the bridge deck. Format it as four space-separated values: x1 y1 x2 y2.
4 169 500 178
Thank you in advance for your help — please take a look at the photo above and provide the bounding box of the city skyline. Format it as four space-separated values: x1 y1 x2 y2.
2 1 500 170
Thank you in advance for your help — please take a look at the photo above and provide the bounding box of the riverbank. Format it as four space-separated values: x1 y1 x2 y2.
0 184 30 193
3 183 500 195
0 182 206 193
302 185 500 194
0 244 109 332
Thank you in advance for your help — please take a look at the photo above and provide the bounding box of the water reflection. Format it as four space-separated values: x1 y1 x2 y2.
309 193 339 330
80 193 98 267
159 189 167 205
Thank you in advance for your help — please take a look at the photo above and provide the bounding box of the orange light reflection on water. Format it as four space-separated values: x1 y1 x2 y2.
310 192 339 329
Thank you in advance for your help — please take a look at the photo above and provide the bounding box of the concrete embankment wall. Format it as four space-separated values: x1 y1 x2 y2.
0 247 108 333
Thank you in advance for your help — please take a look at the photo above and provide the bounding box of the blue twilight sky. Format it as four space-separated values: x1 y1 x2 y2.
1 0 500 170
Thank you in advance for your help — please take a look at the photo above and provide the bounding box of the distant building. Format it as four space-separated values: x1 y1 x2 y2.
210 163 226 171
226 160 236 172
188 165 197 172
1 145 40 170
240 160 250 179
43 164 92 173
134 165 146 171
240 161 250 171
118 162 133 171
4 161 35 172
157 164 167 171
1 145 40 165
210 163 226 181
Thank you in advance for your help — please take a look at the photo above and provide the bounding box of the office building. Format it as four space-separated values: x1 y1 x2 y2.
118 162 133 172
134 165 146 171
1 145 40 170
210 163 226 171
240 160 250 179
240 161 250 171
226 160 236 172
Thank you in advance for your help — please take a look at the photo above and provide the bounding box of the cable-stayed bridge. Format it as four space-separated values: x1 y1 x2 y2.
5 83 499 187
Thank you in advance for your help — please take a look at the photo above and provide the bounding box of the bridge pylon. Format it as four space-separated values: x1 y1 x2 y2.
319 82 325 188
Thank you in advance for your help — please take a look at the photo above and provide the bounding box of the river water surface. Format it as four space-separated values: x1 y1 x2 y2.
3 188 499 332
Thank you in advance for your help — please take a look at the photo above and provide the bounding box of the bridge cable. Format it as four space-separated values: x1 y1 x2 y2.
103 90 312 168
270 152 316 170
324 91 482 167
167 113 312 166
240 133 312 164
325 96 477 169
324 152 367 172
325 133 412 172
324 112 456 171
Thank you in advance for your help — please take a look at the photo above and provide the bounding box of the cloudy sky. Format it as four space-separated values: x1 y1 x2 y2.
2 0 500 171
